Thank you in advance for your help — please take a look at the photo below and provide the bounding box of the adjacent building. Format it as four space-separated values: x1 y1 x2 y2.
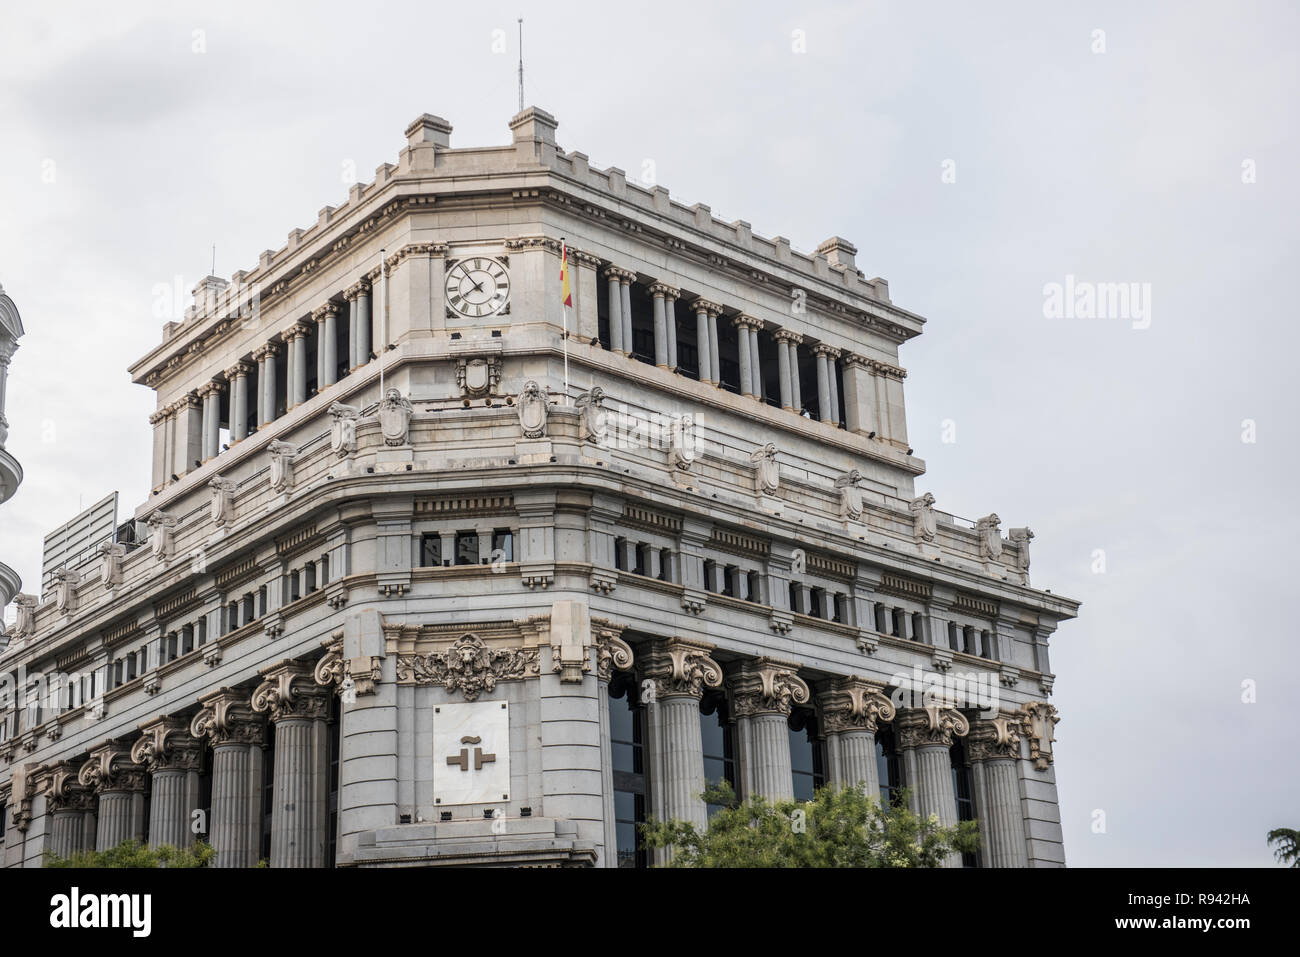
0 107 1077 868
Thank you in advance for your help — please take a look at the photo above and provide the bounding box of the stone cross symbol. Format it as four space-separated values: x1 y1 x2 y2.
446 735 496 772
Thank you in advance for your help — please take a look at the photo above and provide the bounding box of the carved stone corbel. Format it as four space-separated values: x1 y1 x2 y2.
817 676 896 734
1019 701 1059 770
727 657 810 717
251 661 330 721
641 638 723 700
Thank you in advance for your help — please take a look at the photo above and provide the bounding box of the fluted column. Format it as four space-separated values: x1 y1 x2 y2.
968 713 1029 867
727 658 811 801
226 362 250 442
817 677 896 797
650 284 669 368
131 717 202 850
603 267 624 354
285 322 310 408
191 689 267 868
252 661 331 868
45 762 94 859
898 705 971 867
734 316 753 396
78 742 147 851
641 639 723 833
316 302 339 388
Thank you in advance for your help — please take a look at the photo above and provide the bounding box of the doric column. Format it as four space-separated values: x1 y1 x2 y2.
316 302 339 388
817 677 896 796
812 344 838 423
226 362 251 442
353 282 372 369
285 322 311 408
603 267 624 354
251 661 332 868
898 705 971 867
641 638 723 832
45 761 94 859
131 717 202 850
190 689 267 868
255 343 279 425
650 283 670 368
734 316 753 396
727 658 810 801
619 273 634 357
968 712 1029 867
198 380 223 461
78 742 148 851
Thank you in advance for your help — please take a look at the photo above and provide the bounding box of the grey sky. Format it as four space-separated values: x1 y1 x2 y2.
1 0 1295 866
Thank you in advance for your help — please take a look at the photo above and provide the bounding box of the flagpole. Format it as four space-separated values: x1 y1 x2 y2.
561 238 570 405
378 247 387 396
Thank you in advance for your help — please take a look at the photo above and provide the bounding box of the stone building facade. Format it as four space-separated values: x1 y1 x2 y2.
0 107 1077 868
0 284 24 613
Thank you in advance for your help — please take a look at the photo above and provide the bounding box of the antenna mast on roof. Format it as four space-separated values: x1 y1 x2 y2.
211 244 216 276
517 19 524 112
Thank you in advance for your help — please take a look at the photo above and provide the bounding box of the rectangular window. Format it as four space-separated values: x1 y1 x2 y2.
420 533 442 567
658 548 673 583
492 528 514 563
455 531 480 566
608 680 647 869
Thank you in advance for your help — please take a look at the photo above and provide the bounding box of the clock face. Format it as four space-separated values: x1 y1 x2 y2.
445 256 510 317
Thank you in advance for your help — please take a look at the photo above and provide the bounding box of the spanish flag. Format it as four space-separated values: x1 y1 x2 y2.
560 240 573 308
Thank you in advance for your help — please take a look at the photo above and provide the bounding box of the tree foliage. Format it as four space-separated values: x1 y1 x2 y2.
641 782 980 868
44 839 215 869
1267 828 1300 868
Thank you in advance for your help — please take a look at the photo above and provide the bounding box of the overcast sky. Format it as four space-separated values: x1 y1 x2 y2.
1 1 1295 866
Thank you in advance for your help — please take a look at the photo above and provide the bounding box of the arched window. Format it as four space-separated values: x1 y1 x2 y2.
607 675 648 868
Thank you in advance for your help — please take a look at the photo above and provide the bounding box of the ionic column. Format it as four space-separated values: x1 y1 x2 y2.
199 381 223 461
650 283 670 368
619 273 634 357
345 286 360 369
727 658 810 801
191 689 267 868
131 717 202 850
707 310 721 386
251 661 332 868
286 322 310 408
226 362 251 442
748 324 762 399
734 316 753 396
773 331 797 411
818 677 896 796
257 343 280 425
898 705 970 867
968 712 1029 867
355 282 373 368
642 638 723 833
316 302 339 388
78 742 147 851
45 762 94 859
603 267 624 354
693 300 711 382
661 287 679 370
813 344 836 423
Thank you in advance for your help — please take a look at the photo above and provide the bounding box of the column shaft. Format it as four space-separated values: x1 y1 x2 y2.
210 742 263 868
736 322 753 396
652 294 668 367
816 353 832 421
619 280 633 356
269 717 329 868
96 791 145 851
355 293 372 367
606 275 623 353
148 769 199 850
322 312 338 386
777 339 793 410
664 297 678 369
695 308 710 382
655 696 707 830
749 327 762 399
738 713 794 801
827 729 880 796
707 312 720 385
292 335 307 406
49 809 86 858
975 758 1028 866
790 343 803 411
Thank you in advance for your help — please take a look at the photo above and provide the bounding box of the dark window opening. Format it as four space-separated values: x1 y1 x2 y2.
420 533 442 567
492 528 514 563
700 693 736 818
788 710 825 802
609 675 648 869
455 531 480 566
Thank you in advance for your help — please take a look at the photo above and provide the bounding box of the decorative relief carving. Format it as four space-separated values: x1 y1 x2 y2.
267 440 297 493
377 388 413 446
641 638 722 699
12 593 37 640
817 677 896 734
516 380 550 438
728 658 810 717
750 442 780 495
328 402 361 457
910 492 937 543
668 414 697 471
595 629 634 682
147 511 176 561
45 762 94 813
975 513 1003 563
835 469 867 521
130 718 201 772
99 542 125 590
52 567 78 615
456 356 500 397
77 744 146 794
1008 526 1034 580
395 633 540 701
1019 701 1059 770
575 387 608 444
209 476 237 527
896 705 971 749
314 633 383 698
